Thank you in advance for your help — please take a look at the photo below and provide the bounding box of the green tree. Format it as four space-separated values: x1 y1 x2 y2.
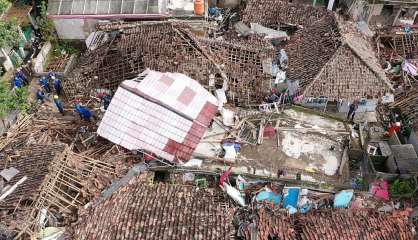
0 81 29 125
37 0 57 42
0 0 10 15
0 19 20 49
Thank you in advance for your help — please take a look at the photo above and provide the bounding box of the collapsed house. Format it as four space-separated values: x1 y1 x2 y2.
97 70 218 162
62 21 275 105
0 144 65 213
284 14 392 110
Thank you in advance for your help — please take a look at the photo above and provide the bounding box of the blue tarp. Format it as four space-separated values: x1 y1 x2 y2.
283 187 300 208
256 191 281 205
334 190 354 208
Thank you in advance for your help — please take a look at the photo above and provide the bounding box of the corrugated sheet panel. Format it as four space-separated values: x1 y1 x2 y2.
48 0 167 15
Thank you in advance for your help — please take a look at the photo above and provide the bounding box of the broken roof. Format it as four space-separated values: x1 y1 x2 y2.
241 0 329 27
47 0 167 17
240 208 415 239
67 176 235 239
97 70 218 162
62 21 274 105
0 144 65 210
286 15 392 100
286 14 341 90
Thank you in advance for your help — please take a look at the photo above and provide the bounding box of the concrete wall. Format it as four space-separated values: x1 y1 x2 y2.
53 19 99 40
33 42 51 74
1 48 15 71
338 99 377 113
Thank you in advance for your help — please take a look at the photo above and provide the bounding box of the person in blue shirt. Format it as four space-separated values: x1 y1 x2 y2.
52 76 62 96
14 76 24 89
74 101 92 121
54 95 64 115
16 68 28 85
36 88 45 103
39 77 51 93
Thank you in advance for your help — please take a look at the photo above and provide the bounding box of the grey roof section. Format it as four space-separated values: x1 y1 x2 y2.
392 144 418 173
48 0 167 15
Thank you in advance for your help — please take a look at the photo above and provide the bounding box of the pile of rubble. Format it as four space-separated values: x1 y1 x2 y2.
63 21 275 105
3 0 418 238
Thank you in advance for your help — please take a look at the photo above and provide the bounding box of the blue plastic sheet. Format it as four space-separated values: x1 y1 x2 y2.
255 191 281 205
333 190 354 208
283 187 300 208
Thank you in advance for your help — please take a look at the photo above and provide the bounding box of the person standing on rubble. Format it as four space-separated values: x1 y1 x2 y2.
39 77 51 94
16 67 28 85
54 95 65 115
52 76 62 96
97 92 112 111
36 88 45 104
266 90 279 103
347 100 359 122
74 100 92 121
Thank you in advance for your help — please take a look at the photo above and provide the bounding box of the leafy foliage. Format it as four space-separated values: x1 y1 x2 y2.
0 80 29 119
36 0 57 42
0 19 20 49
0 0 10 15
389 178 416 196
53 41 79 56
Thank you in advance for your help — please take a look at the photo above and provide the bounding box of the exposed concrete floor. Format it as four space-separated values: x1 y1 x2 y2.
240 108 347 177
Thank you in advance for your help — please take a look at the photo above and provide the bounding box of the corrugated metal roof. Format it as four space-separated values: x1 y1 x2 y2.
97 71 218 162
47 0 167 15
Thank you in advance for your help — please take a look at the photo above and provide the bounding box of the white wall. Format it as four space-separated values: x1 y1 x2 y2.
0 48 14 71
53 19 98 40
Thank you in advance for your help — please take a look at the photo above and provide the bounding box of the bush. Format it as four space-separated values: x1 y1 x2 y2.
0 80 29 120
36 0 57 43
53 41 79 56
389 178 416 197
0 0 10 15
0 19 20 49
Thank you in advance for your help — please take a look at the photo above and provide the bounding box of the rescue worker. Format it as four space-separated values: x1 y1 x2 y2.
13 76 24 89
266 90 279 103
36 88 45 103
39 77 51 94
52 76 62 96
54 95 65 115
74 100 92 121
347 100 359 122
16 67 28 85
98 92 112 110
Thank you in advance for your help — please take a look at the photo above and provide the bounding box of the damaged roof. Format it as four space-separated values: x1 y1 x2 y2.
0 144 65 210
241 0 329 27
97 70 218 162
286 15 392 100
67 176 235 239
240 207 415 240
63 21 274 105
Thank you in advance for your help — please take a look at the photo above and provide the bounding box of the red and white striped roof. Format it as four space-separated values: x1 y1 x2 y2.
97 71 218 162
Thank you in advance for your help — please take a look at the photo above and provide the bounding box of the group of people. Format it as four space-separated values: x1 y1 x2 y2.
36 71 65 115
